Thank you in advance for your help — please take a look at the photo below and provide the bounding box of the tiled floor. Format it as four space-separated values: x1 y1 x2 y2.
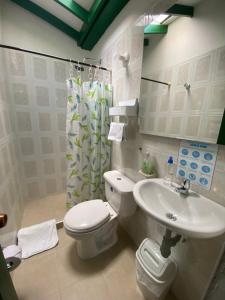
12 195 177 300
21 193 67 227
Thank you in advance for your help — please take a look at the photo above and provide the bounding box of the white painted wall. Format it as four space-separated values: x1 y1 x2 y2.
0 0 2 42
1 0 90 59
93 0 177 56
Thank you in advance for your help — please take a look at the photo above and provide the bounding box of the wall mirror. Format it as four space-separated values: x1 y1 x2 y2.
139 0 225 145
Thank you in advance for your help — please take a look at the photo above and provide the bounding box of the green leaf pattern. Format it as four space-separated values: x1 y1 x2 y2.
66 77 112 207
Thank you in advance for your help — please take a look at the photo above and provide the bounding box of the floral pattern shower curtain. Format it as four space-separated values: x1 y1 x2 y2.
66 77 112 207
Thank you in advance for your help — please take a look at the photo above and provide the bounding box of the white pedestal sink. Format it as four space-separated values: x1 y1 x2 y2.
133 178 225 239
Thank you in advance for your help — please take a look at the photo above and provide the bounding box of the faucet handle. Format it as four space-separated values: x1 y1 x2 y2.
182 178 190 190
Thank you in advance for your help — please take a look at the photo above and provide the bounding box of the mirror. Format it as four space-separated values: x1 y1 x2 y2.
139 0 225 145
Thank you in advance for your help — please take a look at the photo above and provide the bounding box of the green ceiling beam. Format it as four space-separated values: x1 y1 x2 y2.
144 24 168 34
79 0 129 50
54 0 89 23
166 4 194 17
78 0 108 47
11 0 80 40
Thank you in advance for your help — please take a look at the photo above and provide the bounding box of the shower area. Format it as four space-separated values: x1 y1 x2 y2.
0 45 112 247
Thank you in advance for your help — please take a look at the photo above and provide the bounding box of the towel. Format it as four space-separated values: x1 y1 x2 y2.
18 219 58 259
108 122 125 142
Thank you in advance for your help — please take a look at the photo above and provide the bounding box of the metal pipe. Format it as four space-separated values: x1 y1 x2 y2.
0 44 111 73
160 228 181 258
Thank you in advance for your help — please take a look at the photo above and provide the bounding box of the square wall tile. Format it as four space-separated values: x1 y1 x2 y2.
27 181 40 199
157 116 167 133
20 137 34 156
145 116 155 132
16 111 32 131
2 147 11 175
147 95 158 112
0 112 5 139
41 137 54 154
160 94 169 112
46 178 57 194
215 47 225 78
54 61 66 83
194 54 212 82
169 116 182 135
33 57 47 79
57 113 66 131
43 159 55 175
39 112 51 131
176 63 190 86
12 83 29 105
60 157 66 172
61 176 66 190
209 83 225 111
9 52 26 76
201 115 223 141
55 89 66 108
3 110 11 135
59 136 66 152
188 87 206 111
23 161 37 178
185 115 200 137
173 91 186 111
35 86 49 107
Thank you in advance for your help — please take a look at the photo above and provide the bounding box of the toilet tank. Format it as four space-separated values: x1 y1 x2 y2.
103 170 136 217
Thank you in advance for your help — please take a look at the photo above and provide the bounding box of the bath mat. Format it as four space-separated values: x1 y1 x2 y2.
18 219 58 259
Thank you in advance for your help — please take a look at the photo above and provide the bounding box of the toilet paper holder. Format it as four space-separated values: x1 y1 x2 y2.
3 245 22 272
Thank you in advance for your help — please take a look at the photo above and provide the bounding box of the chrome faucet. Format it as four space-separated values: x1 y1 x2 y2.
175 178 190 195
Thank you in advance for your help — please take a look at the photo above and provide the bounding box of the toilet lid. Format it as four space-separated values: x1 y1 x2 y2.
64 199 110 232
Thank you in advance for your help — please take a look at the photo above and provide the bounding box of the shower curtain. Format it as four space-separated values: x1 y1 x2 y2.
66 76 112 207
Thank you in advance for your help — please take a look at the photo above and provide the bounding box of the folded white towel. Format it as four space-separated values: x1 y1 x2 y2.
18 219 58 259
108 122 125 142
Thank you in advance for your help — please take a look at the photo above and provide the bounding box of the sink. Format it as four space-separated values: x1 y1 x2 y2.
133 178 225 239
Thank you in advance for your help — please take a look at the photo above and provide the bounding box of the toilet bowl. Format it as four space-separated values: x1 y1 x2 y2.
64 170 136 259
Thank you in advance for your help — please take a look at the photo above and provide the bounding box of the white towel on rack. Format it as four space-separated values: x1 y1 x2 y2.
108 122 125 142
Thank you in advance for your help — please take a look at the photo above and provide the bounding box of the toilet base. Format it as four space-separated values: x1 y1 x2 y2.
75 218 118 259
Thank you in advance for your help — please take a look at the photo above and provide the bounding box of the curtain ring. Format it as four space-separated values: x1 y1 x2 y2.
94 65 99 81
76 60 81 77
88 64 93 81
69 58 73 79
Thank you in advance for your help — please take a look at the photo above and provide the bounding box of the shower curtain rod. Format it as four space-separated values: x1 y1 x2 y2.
141 76 171 86
0 44 111 73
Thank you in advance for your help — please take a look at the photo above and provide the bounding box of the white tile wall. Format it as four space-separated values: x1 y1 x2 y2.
0 49 24 246
3 49 68 201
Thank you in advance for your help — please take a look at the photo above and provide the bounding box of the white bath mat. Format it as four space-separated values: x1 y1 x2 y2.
18 219 58 259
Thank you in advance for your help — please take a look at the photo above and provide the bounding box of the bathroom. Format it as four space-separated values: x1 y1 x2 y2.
0 0 225 299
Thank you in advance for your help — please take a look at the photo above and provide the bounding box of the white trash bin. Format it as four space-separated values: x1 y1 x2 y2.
136 238 177 300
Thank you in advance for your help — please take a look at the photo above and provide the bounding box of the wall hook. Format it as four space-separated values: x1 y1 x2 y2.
118 52 130 68
184 82 191 90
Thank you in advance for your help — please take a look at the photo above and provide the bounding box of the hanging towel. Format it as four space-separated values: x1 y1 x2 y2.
108 122 125 142
18 219 58 259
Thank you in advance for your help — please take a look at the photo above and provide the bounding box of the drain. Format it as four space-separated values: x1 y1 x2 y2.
166 213 177 221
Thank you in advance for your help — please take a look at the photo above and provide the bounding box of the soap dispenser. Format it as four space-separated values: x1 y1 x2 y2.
164 156 174 185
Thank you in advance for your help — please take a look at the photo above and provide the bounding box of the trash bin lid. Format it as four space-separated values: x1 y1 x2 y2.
136 238 177 281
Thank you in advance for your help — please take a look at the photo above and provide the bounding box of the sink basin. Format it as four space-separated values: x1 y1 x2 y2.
133 178 225 238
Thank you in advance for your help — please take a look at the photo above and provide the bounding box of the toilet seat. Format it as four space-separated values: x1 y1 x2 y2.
64 199 110 233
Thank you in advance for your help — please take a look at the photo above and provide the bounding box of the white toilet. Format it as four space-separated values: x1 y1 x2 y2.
64 170 136 259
